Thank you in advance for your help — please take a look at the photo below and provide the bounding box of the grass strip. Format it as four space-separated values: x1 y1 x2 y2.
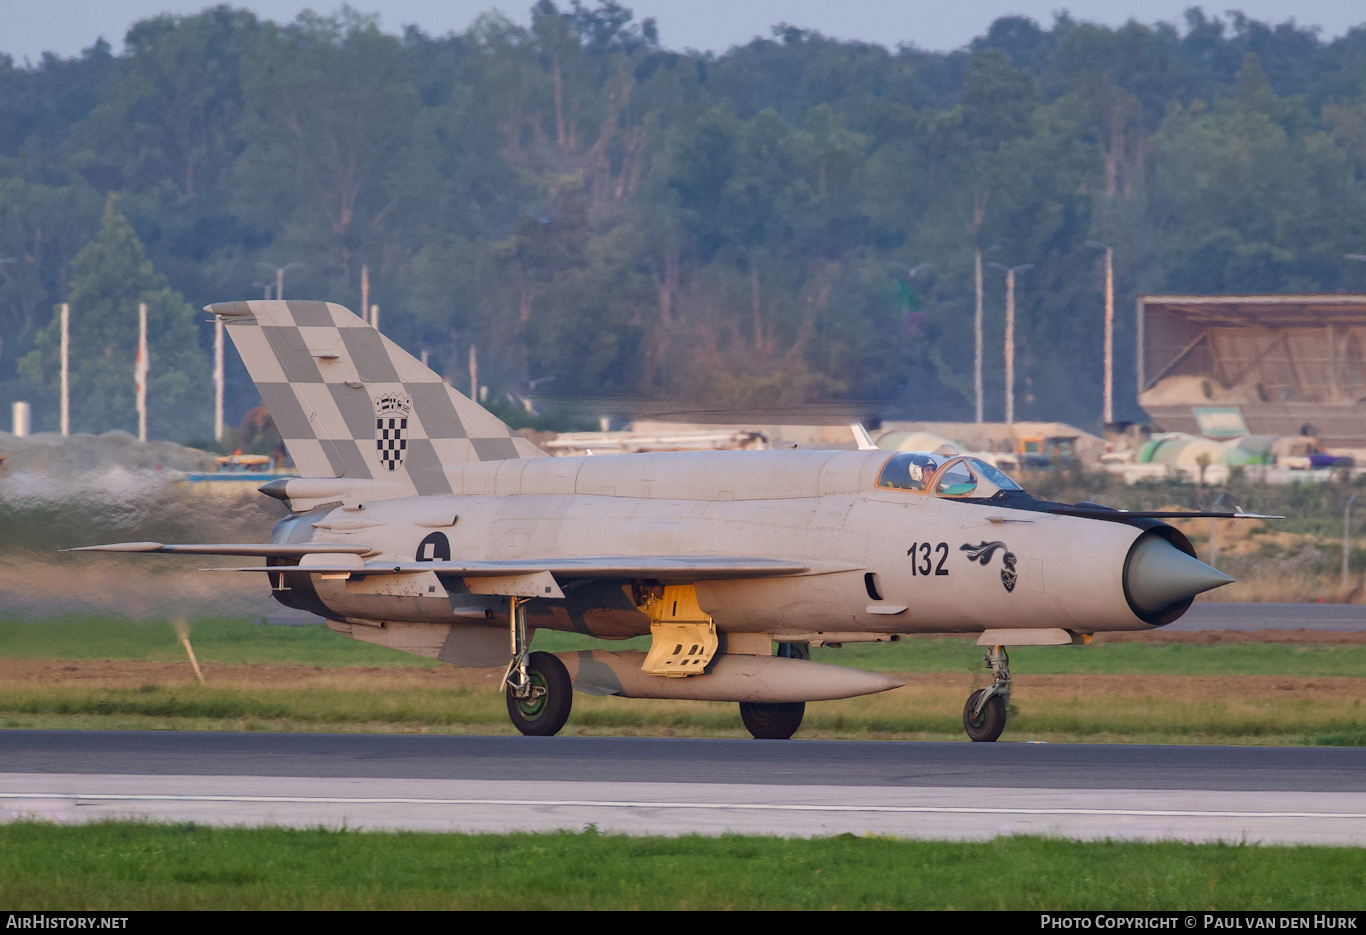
2 673 1362 744
811 637 1366 677
5 616 1366 677
0 616 437 667
4 616 1363 744
2 822 1364 910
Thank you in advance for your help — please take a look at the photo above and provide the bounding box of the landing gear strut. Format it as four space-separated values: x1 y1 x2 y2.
963 645 1010 742
503 596 572 736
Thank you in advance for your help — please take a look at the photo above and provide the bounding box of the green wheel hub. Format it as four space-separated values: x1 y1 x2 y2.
514 672 549 719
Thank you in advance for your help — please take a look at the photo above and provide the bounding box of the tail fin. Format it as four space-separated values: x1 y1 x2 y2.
209 300 544 496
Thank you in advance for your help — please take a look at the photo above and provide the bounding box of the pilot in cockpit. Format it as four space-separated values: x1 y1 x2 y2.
877 452 940 491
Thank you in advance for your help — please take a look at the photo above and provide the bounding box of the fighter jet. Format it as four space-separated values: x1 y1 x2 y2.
78 300 1253 742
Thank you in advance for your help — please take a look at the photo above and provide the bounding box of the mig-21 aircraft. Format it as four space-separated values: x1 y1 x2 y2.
77 300 1256 741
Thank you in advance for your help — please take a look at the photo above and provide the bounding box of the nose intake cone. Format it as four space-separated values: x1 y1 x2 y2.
1125 534 1234 616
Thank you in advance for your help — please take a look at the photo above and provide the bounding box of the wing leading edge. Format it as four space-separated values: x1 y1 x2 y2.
66 542 372 556
70 542 839 580
207 555 830 580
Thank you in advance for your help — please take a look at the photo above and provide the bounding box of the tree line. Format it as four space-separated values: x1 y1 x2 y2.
4 2 1366 441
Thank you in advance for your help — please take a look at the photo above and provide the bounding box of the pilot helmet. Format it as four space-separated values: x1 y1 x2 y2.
906 454 937 484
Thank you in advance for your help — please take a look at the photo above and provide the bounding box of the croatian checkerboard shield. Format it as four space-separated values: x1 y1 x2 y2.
375 392 412 471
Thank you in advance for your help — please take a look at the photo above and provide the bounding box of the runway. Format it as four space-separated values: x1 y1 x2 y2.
1175 602 1366 631
1 604 1362 844
3 731 1364 845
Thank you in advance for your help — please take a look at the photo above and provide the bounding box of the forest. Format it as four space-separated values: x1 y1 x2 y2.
5 1 1366 442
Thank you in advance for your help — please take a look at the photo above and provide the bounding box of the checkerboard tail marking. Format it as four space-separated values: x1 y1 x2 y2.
207 300 544 488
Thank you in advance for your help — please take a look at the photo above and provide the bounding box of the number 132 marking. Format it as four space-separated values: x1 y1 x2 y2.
906 542 950 576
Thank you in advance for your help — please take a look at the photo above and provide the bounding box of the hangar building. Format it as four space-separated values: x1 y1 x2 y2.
1138 294 1366 451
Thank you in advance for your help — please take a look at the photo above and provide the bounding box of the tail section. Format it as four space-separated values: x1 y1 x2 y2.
209 300 543 496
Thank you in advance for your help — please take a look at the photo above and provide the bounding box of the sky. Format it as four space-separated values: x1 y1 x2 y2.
5 0 1366 64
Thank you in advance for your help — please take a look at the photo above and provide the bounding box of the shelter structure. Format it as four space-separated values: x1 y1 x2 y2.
877 421 1104 459
1137 294 1366 450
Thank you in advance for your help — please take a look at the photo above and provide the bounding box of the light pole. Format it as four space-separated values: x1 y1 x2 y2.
973 245 1000 424
989 262 1032 425
257 262 303 300
60 303 69 436
213 317 224 444
1087 241 1115 426
975 251 983 422
136 303 148 443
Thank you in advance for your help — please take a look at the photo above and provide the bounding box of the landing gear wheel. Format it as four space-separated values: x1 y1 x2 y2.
506 651 572 737
739 701 805 740
963 689 1006 743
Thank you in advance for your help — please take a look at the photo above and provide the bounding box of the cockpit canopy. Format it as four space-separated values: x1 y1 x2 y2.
875 452 1025 499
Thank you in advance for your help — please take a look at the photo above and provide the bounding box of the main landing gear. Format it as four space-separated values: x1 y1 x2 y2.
963 645 1010 742
739 641 810 740
503 596 573 736
740 701 805 740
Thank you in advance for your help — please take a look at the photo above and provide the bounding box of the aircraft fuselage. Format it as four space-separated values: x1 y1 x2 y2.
266 448 1185 645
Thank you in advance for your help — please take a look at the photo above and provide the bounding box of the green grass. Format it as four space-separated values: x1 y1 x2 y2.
1 823 1363 910
5 615 1366 678
2 614 1363 743
2 676 1361 745
0 683 511 733
0 616 439 667
813 637 1366 677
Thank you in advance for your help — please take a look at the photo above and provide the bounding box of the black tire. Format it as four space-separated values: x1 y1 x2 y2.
963 689 1006 742
506 651 572 737
739 701 805 740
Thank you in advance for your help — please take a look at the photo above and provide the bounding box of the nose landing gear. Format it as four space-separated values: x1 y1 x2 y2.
963 645 1010 742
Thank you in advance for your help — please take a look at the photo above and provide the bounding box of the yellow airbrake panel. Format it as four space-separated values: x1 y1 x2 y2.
641 585 718 677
